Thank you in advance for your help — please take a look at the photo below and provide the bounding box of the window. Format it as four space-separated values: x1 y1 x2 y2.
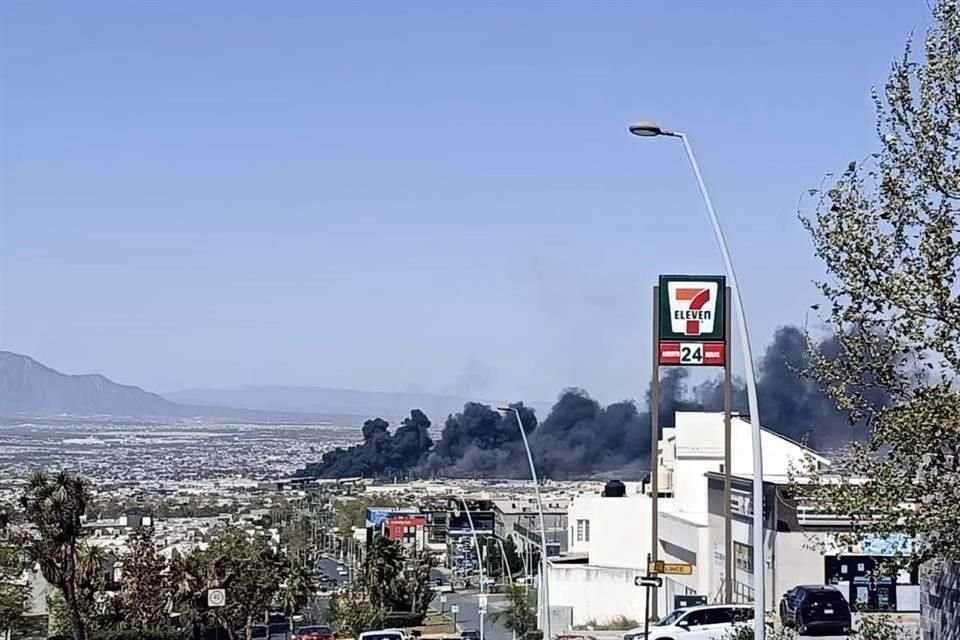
576 519 590 542
730 608 753 622
683 610 709 626
703 609 733 625
734 542 753 573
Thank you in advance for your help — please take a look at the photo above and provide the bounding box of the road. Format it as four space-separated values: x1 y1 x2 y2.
432 588 514 640
315 556 353 587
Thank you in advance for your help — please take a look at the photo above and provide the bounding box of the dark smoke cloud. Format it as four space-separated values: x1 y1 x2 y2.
296 325 869 480
528 390 648 479
693 326 863 448
425 402 536 477
297 409 433 479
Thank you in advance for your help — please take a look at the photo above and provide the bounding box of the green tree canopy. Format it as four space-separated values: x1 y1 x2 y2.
800 0 960 567
490 586 537 639
119 527 173 631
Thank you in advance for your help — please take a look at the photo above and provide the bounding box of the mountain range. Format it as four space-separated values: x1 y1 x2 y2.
0 351 543 424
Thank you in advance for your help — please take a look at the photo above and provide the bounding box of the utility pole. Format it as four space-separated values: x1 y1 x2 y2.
724 287 734 602
649 286 660 622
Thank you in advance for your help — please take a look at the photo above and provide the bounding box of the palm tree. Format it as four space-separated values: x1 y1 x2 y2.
20 471 92 640
490 586 537 639
75 544 108 628
280 559 314 630
365 537 405 612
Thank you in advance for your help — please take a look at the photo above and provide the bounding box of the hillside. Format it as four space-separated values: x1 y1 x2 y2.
0 351 182 417
0 351 342 422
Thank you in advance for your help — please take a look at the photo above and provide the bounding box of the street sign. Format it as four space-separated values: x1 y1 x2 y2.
450 604 459 615
634 575 662 588
207 588 226 608
647 560 693 575
657 275 727 367
660 563 694 576
440 594 448 604
478 593 488 608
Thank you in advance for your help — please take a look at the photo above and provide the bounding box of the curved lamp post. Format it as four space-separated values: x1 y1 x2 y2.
498 406 551 640
629 120 766 640
458 497 485 640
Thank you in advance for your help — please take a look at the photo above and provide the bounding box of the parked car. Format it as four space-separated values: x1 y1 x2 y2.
294 626 336 640
460 630 480 640
780 585 852 634
337 565 349 576
623 604 755 640
269 622 292 640
358 629 408 640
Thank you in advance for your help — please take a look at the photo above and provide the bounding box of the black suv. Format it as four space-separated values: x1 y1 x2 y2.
779 585 852 634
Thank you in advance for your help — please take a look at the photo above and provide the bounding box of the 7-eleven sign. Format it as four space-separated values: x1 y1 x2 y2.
658 275 726 367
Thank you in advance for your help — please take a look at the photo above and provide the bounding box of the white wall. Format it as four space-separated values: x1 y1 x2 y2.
589 494 655 569
567 494 594 556
549 564 649 626
729 417 826 476
657 512 713 611
773 531 826 602
672 412 827 481
673 459 720 515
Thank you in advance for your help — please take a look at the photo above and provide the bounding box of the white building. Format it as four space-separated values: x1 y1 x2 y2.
547 411 831 628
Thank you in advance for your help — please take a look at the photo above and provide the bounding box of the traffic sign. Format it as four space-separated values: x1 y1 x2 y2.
450 604 459 614
478 593 488 608
440 595 448 604
207 588 226 608
634 575 662 588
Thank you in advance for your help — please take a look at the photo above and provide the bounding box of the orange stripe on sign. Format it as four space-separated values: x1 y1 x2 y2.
675 288 702 301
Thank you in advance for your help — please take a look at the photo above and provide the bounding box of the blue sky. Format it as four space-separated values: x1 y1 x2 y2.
0 0 931 405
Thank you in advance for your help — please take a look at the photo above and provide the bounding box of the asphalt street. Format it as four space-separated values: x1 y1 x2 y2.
432 588 513 640
315 556 353 587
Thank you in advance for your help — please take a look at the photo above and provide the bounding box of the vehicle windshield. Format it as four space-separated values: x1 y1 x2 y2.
361 634 403 640
656 610 687 626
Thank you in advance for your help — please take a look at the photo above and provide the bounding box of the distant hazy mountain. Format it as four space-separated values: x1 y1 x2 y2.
0 351 183 417
165 386 553 424
0 351 340 422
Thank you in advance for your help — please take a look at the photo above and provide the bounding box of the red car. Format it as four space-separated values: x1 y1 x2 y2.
295 626 336 640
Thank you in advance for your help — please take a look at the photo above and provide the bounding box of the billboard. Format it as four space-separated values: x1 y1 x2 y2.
658 275 727 367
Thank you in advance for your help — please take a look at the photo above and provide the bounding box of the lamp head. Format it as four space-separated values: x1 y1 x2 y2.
629 120 675 137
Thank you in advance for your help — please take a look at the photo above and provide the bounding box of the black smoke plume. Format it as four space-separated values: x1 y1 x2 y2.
299 409 433 478
296 325 866 480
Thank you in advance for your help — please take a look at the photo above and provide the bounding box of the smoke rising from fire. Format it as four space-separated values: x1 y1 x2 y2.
297 325 860 479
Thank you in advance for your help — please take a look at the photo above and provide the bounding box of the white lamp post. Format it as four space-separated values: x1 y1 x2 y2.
629 120 766 640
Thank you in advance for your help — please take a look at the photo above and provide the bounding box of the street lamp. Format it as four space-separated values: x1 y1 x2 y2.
457 497 486 640
498 406 551 640
628 120 766 640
